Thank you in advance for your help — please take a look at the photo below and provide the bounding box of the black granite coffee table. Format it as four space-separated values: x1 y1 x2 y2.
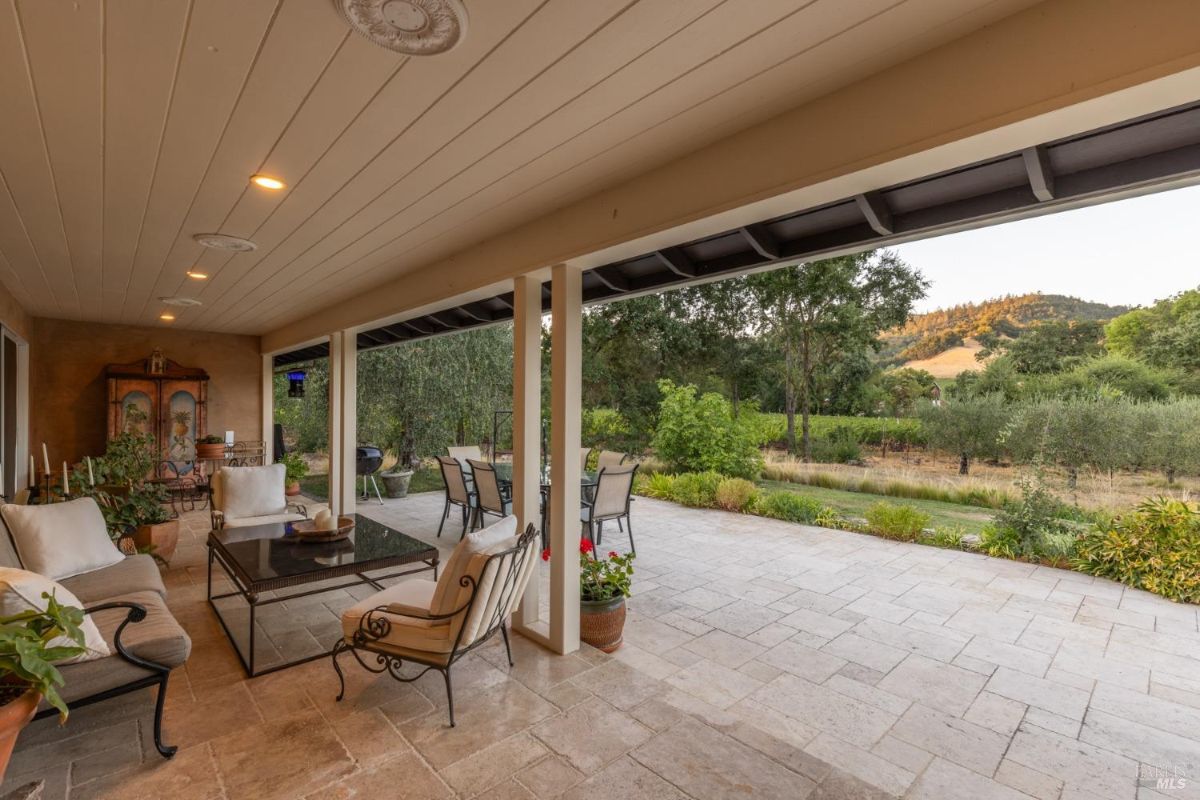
207 514 438 676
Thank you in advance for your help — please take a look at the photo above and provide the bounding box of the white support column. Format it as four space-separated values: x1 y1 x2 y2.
511 273 545 640
328 330 358 518
262 355 275 464
327 333 344 518
549 263 581 655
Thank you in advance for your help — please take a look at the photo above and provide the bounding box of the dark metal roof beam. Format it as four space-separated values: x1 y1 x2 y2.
739 224 781 259
854 191 894 235
494 292 514 309
655 247 697 278
1022 145 1056 201
459 302 496 322
428 312 463 329
592 265 631 292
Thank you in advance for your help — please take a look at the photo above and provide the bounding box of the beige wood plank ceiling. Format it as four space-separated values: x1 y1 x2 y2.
0 0 1039 334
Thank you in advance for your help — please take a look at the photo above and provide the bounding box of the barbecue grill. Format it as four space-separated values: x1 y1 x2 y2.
356 445 385 505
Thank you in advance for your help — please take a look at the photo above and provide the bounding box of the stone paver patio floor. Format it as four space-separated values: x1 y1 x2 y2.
6 491 1200 799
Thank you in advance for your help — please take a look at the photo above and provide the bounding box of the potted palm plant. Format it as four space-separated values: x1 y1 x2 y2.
281 452 308 496
541 539 634 652
0 594 86 781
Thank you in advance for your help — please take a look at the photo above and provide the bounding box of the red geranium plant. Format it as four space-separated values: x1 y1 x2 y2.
541 538 635 602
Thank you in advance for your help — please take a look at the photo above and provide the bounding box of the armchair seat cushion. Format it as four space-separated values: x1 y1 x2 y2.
61 554 166 604
51 590 191 709
341 579 453 654
223 512 307 529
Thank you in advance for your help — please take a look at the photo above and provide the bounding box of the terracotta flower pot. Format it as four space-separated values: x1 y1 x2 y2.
134 519 180 563
196 442 226 460
286 481 302 497
579 595 626 653
0 689 40 782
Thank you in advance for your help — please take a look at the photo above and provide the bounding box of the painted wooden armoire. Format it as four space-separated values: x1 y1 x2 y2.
106 351 209 472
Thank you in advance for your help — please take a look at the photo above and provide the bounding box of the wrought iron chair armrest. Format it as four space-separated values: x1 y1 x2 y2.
360 575 480 633
82 601 169 672
211 509 225 529
288 502 308 518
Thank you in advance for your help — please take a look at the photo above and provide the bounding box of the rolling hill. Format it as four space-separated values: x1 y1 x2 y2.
879 293 1130 370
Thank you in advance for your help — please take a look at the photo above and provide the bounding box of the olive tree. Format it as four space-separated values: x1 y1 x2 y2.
917 394 1008 475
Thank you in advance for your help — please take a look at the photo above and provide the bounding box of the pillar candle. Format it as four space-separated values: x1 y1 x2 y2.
28 454 34 486
87 456 95 486
42 443 49 475
62 461 69 496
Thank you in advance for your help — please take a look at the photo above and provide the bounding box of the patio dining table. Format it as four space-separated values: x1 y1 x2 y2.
461 461 598 547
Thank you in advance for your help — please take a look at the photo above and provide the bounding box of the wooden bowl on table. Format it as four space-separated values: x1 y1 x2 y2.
290 516 355 542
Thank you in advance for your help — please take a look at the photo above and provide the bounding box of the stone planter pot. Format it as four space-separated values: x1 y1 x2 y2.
0 689 39 783
380 471 414 499
579 595 626 653
133 519 180 563
195 442 226 460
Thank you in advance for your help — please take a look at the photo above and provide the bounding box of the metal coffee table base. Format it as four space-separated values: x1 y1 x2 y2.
207 547 438 677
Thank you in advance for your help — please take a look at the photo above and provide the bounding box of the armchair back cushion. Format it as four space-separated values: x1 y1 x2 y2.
430 514 517 616
0 567 110 662
0 498 124 580
214 465 287 519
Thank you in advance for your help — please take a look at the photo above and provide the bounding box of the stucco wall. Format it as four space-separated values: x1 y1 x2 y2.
31 318 262 465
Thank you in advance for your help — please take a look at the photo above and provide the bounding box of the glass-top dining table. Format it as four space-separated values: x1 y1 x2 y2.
461 461 598 547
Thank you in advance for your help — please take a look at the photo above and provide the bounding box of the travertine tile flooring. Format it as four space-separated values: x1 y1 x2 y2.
6 492 1200 799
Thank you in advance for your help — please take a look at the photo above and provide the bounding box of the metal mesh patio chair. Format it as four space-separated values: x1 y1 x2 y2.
467 458 511 531
436 455 476 539
596 450 626 470
581 463 638 555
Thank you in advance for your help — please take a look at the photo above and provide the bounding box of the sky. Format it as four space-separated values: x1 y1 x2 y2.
892 183 1200 314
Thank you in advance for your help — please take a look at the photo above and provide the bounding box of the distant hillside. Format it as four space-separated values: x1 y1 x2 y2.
879 293 1130 366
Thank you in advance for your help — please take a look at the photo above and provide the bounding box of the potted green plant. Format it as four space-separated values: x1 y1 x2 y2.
195 434 226 460
0 593 86 780
281 452 308 496
541 539 634 652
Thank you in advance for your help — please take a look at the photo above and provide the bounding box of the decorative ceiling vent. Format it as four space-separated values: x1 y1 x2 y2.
193 233 257 252
334 0 468 55
159 296 203 307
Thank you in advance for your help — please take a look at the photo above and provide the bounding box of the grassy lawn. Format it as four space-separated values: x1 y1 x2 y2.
758 478 995 535
298 468 444 502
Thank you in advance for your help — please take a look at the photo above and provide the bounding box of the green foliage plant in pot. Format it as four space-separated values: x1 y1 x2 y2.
542 539 634 653
0 593 87 781
281 452 309 496
195 434 226 460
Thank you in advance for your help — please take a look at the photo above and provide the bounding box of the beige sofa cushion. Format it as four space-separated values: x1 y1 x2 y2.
216 465 287 519
223 512 306 529
51 590 191 709
60 554 165 604
0 498 124 580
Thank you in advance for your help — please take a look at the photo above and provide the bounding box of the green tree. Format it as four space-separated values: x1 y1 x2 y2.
650 380 763 478
917 394 1008 475
747 250 927 460
980 320 1105 374
1106 287 1200 373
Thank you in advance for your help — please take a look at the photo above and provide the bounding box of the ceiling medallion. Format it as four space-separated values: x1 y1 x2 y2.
159 296 203 308
335 0 468 55
193 233 257 252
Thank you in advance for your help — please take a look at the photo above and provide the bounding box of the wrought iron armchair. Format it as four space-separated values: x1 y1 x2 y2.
331 522 538 727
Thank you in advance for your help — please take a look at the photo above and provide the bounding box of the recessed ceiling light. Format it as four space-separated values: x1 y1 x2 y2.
250 174 286 191
159 312 176 321
159 296 203 307
186 270 208 280
193 233 257 252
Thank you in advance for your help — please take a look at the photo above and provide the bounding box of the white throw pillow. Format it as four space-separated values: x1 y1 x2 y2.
220 464 287 520
0 498 124 581
0 568 110 663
